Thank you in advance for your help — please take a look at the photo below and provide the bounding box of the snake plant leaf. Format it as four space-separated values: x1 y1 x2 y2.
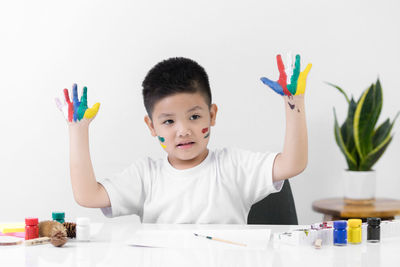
326 82 350 104
353 82 383 159
373 111 400 148
334 108 357 170
359 136 392 170
341 98 357 150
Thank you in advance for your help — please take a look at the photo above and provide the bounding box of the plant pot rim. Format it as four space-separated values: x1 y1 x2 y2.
344 169 376 172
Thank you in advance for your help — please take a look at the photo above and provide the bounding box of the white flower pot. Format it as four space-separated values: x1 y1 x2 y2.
343 170 376 204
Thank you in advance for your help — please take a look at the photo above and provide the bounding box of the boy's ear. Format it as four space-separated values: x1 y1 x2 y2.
144 115 157 137
210 104 218 126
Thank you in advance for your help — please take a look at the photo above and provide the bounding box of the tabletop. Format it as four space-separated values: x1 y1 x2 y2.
1 222 400 267
312 198 400 221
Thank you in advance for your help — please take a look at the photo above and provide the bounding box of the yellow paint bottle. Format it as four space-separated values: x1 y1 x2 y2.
348 219 362 244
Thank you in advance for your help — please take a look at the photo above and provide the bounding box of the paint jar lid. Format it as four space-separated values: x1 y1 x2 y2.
76 217 90 226
333 220 347 229
52 212 65 220
367 217 381 226
348 219 362 228
25 217 38 226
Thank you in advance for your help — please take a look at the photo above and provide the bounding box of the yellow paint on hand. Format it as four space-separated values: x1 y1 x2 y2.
295 63 312 95
84 102 100 119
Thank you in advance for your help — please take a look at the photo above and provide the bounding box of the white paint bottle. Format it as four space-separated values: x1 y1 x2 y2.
76 217 90 241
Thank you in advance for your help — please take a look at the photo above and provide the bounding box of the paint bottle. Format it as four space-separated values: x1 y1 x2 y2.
52 211 65 223
25 217 39 240
367 217 381 243
333 220 347 246
348 219 362 244
76 217 90 241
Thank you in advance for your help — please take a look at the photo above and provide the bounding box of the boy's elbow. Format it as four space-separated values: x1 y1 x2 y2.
73 194 92 208
288 158 308 178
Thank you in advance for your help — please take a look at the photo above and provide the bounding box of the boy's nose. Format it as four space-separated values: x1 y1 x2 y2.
176 123 192 137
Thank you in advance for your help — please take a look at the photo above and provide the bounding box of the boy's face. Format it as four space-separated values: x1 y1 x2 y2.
144 92 217 168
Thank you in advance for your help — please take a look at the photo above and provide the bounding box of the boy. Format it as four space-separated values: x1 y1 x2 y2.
56 56 310 224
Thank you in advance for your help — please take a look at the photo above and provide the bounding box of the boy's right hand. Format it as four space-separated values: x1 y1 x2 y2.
55 83 100 125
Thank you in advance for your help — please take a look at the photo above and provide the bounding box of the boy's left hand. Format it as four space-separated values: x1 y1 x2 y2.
260 54 312 96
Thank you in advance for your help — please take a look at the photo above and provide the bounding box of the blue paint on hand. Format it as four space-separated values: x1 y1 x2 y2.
260 77 284 96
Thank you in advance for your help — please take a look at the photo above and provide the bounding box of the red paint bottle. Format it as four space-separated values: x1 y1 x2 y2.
25 217 39 240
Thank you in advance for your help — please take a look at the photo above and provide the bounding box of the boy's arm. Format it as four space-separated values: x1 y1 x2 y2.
260 54 311 182
56 85 110 208
69 121 111 208
272 95 308 182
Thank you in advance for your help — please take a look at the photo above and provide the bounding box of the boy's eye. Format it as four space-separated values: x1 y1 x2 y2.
190 114 201 120
163 119 174 125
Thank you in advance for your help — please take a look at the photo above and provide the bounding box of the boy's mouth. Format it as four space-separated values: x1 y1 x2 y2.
177 141 195 149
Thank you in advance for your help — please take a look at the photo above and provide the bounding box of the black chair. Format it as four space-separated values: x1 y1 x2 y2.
247 180 298 225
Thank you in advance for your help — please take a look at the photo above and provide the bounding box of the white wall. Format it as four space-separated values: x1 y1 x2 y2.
1 0 399 224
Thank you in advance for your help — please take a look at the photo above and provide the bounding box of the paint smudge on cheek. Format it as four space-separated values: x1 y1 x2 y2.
202 127 210 139
158 136 166 148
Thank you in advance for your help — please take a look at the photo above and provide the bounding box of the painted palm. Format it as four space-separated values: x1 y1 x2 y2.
328 79 399 171
260 54 312 96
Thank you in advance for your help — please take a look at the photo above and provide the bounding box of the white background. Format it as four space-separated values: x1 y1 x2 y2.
1 0 399 224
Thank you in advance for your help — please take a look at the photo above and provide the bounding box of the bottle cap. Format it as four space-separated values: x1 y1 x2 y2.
76 217 90 225
348 219 362 228
52 212 65 220
25 217 38 226
367 217 381 226
333 220 347 229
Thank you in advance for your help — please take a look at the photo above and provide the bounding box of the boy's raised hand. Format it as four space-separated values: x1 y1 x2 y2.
260 54 312 96
55 83 100 123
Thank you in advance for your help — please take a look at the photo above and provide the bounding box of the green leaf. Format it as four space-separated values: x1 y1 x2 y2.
359 136 392 171
353 83 382 159
326 82 350 104
373 111 400 148
334 108 357 169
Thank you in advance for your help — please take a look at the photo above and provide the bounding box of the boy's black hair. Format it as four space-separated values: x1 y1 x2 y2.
142 57 212 119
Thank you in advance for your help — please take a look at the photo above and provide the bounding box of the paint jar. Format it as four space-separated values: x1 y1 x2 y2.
367 217 381 243
76 217 90 241
25 217 39 240
52 211 65 223
348 219 362 244
333 220 347 246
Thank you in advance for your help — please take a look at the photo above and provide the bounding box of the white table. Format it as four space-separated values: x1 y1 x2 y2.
1 222 400 267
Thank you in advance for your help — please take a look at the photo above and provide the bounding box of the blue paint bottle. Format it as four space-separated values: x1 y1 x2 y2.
333 220 347 246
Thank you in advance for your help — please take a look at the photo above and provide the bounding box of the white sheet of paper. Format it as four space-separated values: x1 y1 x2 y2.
127 229 271 249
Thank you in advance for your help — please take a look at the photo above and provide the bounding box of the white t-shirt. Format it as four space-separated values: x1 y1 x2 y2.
100 147 284 224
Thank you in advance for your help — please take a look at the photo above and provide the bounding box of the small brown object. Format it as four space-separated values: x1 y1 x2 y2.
39 220 63 237
50 223 68 247
63 222 76 238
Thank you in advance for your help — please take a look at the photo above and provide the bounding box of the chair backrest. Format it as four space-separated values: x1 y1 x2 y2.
247 179 298 225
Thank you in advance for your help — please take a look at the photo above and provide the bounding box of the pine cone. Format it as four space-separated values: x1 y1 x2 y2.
50 223 68 247
63 222 76 238
38 220 63 237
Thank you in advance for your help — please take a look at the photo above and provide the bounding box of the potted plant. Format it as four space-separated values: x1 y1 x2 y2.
328 79 399 204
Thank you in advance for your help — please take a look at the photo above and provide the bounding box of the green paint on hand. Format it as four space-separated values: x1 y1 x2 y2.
287 55 301 95
77 86 88 120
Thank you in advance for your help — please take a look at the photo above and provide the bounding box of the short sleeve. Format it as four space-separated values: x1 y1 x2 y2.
225 147 284 206
99 158 150 219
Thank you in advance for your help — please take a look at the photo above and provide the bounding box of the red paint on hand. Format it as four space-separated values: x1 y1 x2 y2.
64 89 74 122
276 55 291 96
202 128 209 134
